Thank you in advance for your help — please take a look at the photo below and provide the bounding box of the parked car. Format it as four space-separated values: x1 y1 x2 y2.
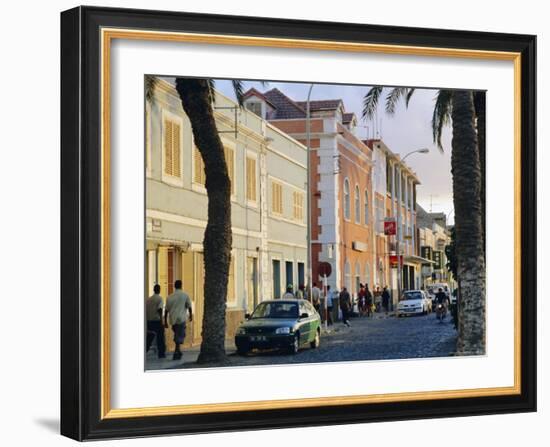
235 299 321 355
397 290 431 317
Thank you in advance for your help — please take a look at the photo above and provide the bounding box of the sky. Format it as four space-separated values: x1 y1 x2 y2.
214 79 455 224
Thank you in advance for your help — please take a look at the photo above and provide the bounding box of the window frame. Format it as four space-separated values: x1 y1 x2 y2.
160 108 185 187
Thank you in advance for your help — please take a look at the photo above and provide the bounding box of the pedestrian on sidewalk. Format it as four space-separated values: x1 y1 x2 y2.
382 286 390 314
357 284 366 316
282 284 295 299
374 286 382 312
311 282 321 314
365 284 374 318
145 284 166 358
165 280 193 361
325 285 334 326
339 286 352 327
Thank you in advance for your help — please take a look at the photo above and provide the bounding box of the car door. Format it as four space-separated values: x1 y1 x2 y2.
298 302 311 344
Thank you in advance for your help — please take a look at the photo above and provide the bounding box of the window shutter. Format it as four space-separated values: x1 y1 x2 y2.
272 182 283 215
246 157 256 202
227 255 235 304
164 119 173 176
193 146 205 185
172 123 181 178
224 147 235 195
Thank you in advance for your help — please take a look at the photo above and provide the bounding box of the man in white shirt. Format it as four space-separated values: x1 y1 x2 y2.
165 280 193 361
146 284 166 358
311 282 322 313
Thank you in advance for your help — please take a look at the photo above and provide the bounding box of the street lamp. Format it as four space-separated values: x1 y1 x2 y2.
306 84 315 302
394 148 429 314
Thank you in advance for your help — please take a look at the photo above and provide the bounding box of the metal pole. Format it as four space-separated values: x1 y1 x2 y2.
396 166 402 315
306 84 314 301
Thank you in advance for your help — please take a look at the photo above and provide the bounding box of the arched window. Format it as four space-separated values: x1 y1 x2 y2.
364 189 369 225
343 178 350 220
344 260 352 294
355 261 361 295
354 185 361 223
365 263 371 289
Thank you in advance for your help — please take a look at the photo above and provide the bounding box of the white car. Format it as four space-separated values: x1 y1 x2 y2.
397 290 431 317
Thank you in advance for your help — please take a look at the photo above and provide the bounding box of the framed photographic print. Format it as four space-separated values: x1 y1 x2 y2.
60 6 537 441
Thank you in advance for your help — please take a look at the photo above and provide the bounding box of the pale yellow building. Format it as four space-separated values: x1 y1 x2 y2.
145 78 308 348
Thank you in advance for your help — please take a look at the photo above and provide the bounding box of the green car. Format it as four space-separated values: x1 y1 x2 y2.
235 299 321 356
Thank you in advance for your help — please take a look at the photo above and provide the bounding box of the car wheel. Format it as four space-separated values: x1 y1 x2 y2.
288 333 300 354
310 329 320 349
237 347 248 356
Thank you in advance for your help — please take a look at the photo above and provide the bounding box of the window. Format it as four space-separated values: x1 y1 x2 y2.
343 178 350 220
364 189 370 225
224 146 235 195
163 118 181 178
272 181 283 215
386 161 392 193
355 261 361 294
245 101 262 117
293 191 304 221
193 146 205 185
246 156 257 202
355 185 361 224
344 260 352 293
365 264 371 288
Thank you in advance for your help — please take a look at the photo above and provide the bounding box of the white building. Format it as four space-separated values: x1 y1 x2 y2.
145 79 308 346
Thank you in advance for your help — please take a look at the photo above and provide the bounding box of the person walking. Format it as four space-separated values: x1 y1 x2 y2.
145 284 166 358
311 282 321 314
339 286 352 327
282 284 295 299
325 285 334 326
357 284 366 316
365 284 374 318
165 280 193 361
382 286 391 314
374 286 382 312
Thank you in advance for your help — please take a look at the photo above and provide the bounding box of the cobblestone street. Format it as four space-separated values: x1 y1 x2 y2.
146 312 457 370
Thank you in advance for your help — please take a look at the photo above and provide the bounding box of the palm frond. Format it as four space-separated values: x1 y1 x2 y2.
431 89 453 152
145 75 159 103
207 79 216 105
405 88 416 107
385 87 409 115
362 86 383 120
232 80 245 106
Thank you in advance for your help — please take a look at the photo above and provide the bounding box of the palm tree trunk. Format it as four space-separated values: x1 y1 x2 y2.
451 90 486 355
474 91 486 254
175 78 231 364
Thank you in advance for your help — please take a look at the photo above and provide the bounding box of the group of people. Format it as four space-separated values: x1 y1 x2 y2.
145 280 193 361
283 282 391 328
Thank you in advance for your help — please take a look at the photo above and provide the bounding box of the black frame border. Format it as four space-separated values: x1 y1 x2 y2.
61 6 536 441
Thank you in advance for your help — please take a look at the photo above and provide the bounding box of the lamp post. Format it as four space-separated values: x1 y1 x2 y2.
395 148 429 314
306 84 315 301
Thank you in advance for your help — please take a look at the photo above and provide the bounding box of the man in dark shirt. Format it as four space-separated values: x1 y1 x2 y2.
339 287 352 327
435 287 449 308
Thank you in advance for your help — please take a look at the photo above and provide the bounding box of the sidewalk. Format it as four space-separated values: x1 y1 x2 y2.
145 340 237 370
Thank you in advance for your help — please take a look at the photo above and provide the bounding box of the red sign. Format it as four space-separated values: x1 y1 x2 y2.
384 219 397 236
318 262 332 278
389 255 403 268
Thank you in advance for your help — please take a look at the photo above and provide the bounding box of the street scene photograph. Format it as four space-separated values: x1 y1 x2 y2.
144 76 486 370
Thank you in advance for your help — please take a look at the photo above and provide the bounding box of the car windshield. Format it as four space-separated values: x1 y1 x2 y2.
251 302 299 319
403 292 423 301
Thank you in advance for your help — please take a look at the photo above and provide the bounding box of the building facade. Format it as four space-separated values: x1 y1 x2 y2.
367 139 424 306
146 80 308 348
243 88 375 298
417 205 454 289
